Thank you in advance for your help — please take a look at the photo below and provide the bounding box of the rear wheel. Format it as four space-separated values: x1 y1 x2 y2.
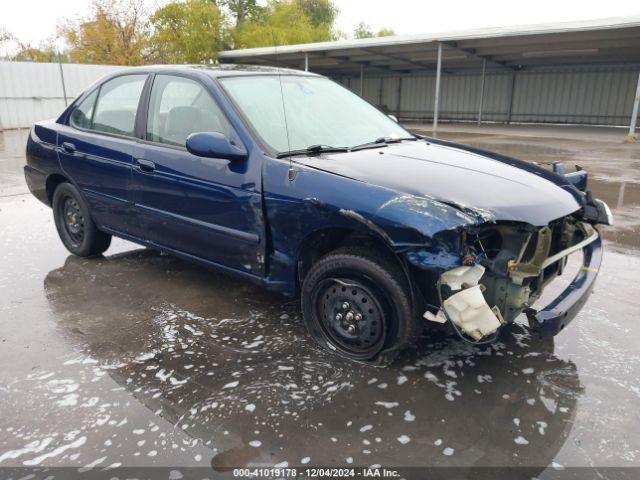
301 247 420 362
52 182 111 257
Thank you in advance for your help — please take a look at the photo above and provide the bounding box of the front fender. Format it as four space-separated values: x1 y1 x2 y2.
262 158 481 293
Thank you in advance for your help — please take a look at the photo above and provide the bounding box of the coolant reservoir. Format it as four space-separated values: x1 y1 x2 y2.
442 285 504 341
441 265 485 290
424 264 504 341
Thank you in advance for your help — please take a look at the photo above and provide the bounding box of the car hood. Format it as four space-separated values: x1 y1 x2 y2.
296 140 582 226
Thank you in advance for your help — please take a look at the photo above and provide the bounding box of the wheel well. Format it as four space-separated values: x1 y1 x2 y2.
45 174 69 205
296 228 411 292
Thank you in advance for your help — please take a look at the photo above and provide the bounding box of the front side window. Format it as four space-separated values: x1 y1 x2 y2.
219 75 410 153
90 75 147 137
146 75 232 147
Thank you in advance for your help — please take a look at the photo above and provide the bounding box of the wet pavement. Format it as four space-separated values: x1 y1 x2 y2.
1 127 640 478
416 123 640 250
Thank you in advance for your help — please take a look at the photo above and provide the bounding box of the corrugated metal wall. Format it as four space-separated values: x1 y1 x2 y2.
337 65 640 126
0 61 120 130
2 61 638 128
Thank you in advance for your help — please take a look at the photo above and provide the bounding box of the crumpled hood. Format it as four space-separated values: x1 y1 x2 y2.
297 140 583 226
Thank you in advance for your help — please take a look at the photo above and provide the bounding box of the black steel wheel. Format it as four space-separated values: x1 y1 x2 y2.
52 182 112 257
301 247 421 363
61 196 85 247
316 277 387 358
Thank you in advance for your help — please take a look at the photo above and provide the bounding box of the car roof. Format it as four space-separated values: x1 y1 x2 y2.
111 64 321 78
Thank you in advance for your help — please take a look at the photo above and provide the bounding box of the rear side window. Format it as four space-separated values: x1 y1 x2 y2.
70 89 98 129
146 75 231 147
87 75 146 137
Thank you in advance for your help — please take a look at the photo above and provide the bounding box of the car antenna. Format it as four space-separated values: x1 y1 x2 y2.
271 28 296 182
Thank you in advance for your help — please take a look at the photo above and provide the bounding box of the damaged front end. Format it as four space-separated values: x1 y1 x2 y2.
409 213 605 343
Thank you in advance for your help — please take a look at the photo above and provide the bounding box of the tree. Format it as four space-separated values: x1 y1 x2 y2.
298 0 337 28
354 22 373 39
376 27 395 37
354 22 395 39
297 0 338 41
0 28 15 58
58 0 148 65
0 28 11 45
150 0 227 63
12 44 59 63
235 0 334 48
217 0 264 31
0 29 61 62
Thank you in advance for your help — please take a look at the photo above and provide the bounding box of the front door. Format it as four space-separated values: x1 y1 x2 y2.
131 74 264 275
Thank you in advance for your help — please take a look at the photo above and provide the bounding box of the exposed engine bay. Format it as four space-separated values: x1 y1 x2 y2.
424 215 601 343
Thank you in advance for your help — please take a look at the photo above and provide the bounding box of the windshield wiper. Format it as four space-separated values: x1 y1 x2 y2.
350 136 418 151
276 136 418 158
276 144 349 159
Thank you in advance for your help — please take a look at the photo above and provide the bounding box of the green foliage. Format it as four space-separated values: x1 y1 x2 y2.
12 44 59 63
150 0 227 63
376 27 395 37
298 0 338 28
8 0 399 65
217 0 264 29
354 22 373 39
235 0 335 48
354 22 395 39
0 29 61 62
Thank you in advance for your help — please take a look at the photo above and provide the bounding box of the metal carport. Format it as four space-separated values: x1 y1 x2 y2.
219 17 640 140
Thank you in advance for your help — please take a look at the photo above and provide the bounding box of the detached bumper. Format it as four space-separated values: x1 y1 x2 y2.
526 233 603 336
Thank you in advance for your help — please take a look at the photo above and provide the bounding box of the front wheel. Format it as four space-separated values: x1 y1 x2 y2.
301 247 420 363
52 182 112 257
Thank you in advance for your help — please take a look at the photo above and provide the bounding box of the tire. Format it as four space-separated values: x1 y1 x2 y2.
52 182 111 257
301 247 421 363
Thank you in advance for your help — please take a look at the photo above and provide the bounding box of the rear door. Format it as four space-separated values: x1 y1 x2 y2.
58 74 148 237
131 73 264 275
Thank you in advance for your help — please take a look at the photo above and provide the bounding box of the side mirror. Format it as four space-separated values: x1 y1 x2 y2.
388 114 398 122
186 132 248 161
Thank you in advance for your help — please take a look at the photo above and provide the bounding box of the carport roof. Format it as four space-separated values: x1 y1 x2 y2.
218 16 640 74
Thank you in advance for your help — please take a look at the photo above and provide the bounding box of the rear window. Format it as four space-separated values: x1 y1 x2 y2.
71 74 146 137
70 89 98 130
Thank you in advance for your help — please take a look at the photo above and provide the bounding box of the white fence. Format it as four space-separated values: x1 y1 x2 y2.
0 61 122 130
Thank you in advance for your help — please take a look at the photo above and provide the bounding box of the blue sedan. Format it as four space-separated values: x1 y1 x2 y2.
24 65 612 363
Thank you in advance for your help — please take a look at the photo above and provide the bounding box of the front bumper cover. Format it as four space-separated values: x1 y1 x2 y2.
525 233 603 336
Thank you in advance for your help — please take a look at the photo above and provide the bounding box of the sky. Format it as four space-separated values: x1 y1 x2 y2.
1 0 640 53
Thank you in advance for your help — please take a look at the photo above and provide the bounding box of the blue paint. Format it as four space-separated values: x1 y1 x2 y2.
405 248 463 270
24 65 603 303
186 132 248 161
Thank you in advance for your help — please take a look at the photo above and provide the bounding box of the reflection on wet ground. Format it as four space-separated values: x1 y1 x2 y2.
0 129 30 197
41 251 579 470
1 127 640 475
3 245 585 472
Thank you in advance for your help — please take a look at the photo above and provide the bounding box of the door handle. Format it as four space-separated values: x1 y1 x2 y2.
137 159 156 173
61 142 76 153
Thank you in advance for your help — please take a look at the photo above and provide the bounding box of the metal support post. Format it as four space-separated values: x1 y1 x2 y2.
433 42 442 135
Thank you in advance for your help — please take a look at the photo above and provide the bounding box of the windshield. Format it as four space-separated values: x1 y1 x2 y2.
219 75 411 154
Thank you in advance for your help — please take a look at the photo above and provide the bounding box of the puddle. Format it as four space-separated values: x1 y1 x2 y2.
0 129 30 197
36 250 583 469
1 194 640 470
588 179 640 210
